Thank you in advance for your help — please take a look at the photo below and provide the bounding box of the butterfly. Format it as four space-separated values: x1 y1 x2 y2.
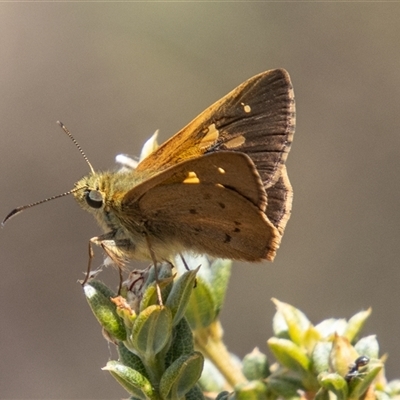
3 69 295 286
72 69 295 267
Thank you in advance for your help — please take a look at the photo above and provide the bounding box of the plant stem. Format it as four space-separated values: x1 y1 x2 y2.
193 319 247 389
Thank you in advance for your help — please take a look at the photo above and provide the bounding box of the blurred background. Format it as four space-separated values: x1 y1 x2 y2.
1 3 400 398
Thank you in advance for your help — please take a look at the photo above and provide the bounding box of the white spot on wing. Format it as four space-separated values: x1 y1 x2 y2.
224 135 246 149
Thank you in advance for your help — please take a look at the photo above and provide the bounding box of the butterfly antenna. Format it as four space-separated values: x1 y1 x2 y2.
2 187 84 227
57 121 95 174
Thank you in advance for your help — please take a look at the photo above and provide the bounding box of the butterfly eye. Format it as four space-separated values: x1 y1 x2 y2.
85 190 103 209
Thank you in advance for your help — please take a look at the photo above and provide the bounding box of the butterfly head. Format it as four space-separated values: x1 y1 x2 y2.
73 173 106 213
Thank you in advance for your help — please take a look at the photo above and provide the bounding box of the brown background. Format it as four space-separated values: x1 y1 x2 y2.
1 3 400 398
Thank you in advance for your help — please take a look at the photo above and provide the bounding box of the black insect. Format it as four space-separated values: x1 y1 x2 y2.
345 355 370 383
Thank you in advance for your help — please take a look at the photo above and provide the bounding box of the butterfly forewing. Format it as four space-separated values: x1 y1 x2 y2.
135 69 295 237
123 152 267 212
136 68 295 188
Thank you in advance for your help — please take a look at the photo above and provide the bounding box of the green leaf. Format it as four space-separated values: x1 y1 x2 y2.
165 317 194 367
344 309 371 343
354 335 379 360
185 277 216 330
140 266 174 311
131 305 172 358
329 335 359 377
267 338 310 373
242 348 270 380
315 318 347 338
84 283 126 341
118 342 148 378
266 375 303 398
166 268 199 326
185 384 206 400
271 299 312 346
207 259 232 316
318 372 348 400
159 352 204 399
235 380 268 399
87 279 117 299
272 309 290 339
103 361 156 399
311 342 332 375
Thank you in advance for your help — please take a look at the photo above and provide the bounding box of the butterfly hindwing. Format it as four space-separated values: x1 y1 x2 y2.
123 152 279 261
136 181 279 261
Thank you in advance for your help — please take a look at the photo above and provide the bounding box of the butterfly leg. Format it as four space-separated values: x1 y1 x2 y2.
179 253 197 288
179 254 190 271
80 232 130 293
80 239 96 287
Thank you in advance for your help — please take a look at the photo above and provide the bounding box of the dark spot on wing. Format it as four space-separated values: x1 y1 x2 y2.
233 227 241 233
189 209 197 214
224 234 231 243
218 202 226 209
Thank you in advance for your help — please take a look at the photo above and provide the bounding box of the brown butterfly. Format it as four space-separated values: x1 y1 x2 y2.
3 69 295 280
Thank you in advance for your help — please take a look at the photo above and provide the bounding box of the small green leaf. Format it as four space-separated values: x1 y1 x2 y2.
315 318 347 338
166 268 198 326
266 375 303 398
165 317 194 366
103 361 156 399
318 372 348 400
272 309 290 339
303 325 322 353
185 278 216 330
131 305 172 358
242 348 270 380
118 342 148 378
344 309 371 343
185 384 206 400
354 335 379 360
235 380 268 399
140 283 158 310
272 299 312 346
159 352 204 399
329 335 359 377
84 283 126 341
267 337 310 373
88 279 117 299
140 267 174 311
312 342 332 375
207 259 232 316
